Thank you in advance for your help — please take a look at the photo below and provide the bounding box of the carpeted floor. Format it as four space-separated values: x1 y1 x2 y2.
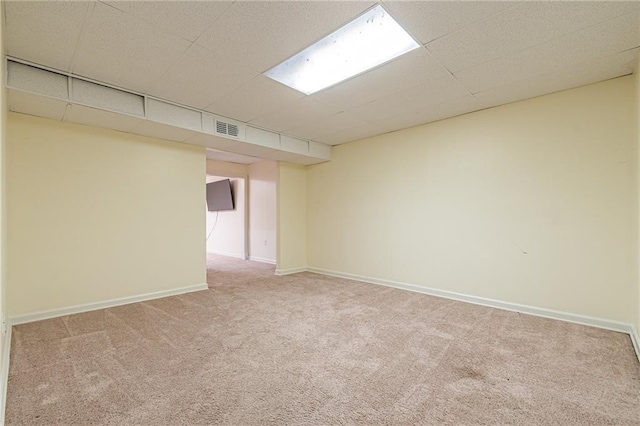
5 254 640 425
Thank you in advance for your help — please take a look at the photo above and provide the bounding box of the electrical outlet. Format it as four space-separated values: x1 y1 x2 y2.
264 240 268 246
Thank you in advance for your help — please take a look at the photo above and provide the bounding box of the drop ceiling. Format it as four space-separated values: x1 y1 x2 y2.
4 1 640 159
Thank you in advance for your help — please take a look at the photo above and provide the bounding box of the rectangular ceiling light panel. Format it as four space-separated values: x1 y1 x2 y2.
264 5 419 95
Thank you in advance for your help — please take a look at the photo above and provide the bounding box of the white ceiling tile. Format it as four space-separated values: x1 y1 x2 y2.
130 120 196 143
8 90 69 122
281 135 309 156
262 150 305 162
202 113 215 134
204 76 305 123
309 141 332 161
418 95 484 124
195 1 376 75
475 48 640 110
225 143 278 158
146 99 202 132
289 156 328 166
428 1 639 73
249 97 340 133
344 75 471 122
8 90 69 121
186 132 238 152
316 95 483 146
72 2 191 93
371 95 483 133
283 108 372 141
454 11 640 94
5 1 90 72
246 126 281 150
148 44 257 109
315 121 392 146
383 0 515 44
311 48 449 109
206 149 262 165
192 134 276 159
102 1 233 42
71 78 145 117
63 104 142 133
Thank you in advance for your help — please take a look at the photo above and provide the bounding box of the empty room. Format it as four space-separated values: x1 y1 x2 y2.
0 0 639 424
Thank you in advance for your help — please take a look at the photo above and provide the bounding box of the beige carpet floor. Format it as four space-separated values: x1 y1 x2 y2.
5 254 640 425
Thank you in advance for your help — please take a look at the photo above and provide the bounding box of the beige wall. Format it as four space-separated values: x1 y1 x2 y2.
0 3 7 417
7 113 206 317
206 159 248 178
277 163 307 273
635 66 640 335
206 176 246 258
248 161 277 263
307 76 636 323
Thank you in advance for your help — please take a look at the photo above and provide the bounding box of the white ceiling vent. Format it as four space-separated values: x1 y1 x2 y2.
216 120 238 137
214 117 244 139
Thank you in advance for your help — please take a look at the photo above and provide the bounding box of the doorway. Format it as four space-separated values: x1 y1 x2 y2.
205 174 248 260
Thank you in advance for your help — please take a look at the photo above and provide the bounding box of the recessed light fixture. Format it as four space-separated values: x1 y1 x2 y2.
264 5 419 95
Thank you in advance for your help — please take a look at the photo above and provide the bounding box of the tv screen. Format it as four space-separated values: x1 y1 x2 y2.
206 179 234 212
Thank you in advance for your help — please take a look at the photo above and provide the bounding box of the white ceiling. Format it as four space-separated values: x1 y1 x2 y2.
205 148 262 165
5 0 640 152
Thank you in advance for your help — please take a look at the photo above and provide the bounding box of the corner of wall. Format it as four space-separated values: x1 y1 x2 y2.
0 325 10 426
0 0 9 420
247 160 277 264
634 63 640 346
632 325 640 363
276 162 307 274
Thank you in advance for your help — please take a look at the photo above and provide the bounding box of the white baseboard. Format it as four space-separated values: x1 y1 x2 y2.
1 321 12 426
10 283 208 326
275 267 307 276
206 249 244 259
631 326 640 363
249 256 276 265
307 267 635 335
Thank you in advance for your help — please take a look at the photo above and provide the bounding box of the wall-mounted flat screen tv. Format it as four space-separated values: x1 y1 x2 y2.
206 179 234 211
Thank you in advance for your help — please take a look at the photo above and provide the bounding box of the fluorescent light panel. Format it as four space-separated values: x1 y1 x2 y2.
264 5 419 95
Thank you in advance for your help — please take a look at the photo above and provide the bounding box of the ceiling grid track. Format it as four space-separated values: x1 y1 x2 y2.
67 1 96 74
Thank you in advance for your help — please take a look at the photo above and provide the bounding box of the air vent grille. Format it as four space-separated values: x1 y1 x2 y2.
216 120 227 135
216 120 239 138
